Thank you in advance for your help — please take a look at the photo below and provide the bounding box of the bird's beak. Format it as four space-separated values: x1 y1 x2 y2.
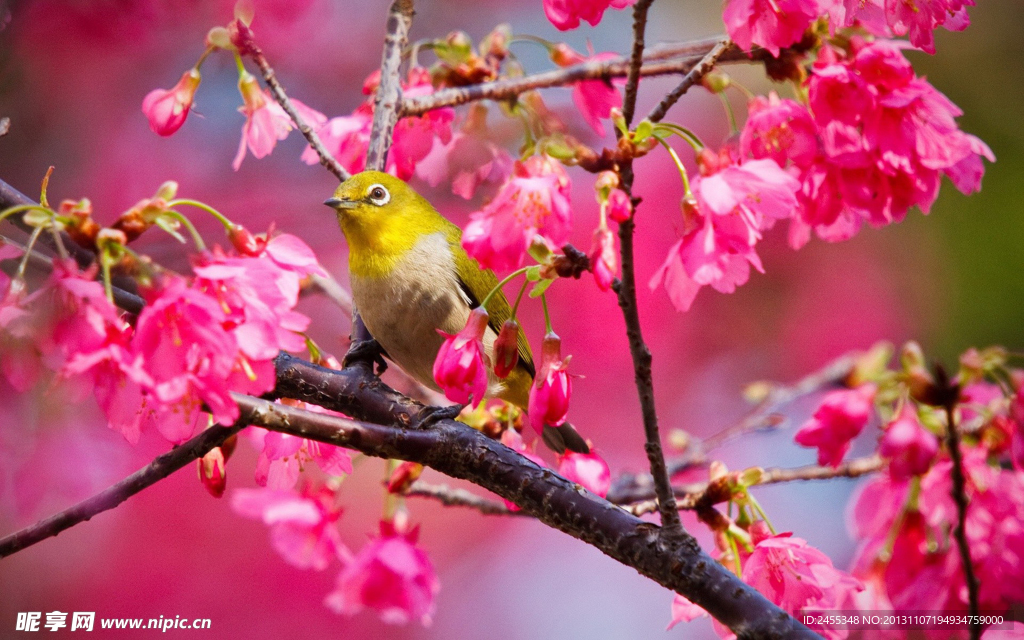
324 197 357 209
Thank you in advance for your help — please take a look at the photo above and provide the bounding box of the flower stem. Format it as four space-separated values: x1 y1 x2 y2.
167 199 234 230
657 139 693 198
481 265 531 308
541 292 552 333
510 278 529 318
163 210 207 251
15 227 43 282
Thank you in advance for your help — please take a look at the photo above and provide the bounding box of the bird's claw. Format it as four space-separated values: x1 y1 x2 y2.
414 403 465 429
342 338 388 376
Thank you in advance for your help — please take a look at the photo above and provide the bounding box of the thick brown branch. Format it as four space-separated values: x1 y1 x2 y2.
646 37 731 124
365 0 415 172
402 37 746 117
232 22 350 183
262 360 818 639
611 0 685 539
0 424 242 558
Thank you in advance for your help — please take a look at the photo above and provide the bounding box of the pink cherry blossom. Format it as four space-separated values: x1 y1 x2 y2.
463 155 572 272
433 307 490 407
301 107 372 175
132 278 240 442
848 444 1024 617
557 449 610 497
589 226 617 292
666 594 708 630
303 70 453 180
543 0 636 31
742 521 863 635
142 68 201 136
650 153 799 311
325 520 440 626
233 71 325 170
232 485 349 571
528 332 572 434
794 384 876 467
550 45 622 136
389 69 455 180
723 0 820 56
740 93 819 169
415 106 513 200
877 407 939 480
248 423 353 490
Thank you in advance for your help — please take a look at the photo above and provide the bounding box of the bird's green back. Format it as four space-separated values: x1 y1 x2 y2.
442 222 535 378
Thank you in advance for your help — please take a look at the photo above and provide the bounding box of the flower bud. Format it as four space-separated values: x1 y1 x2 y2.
387 462 424 494
142 68 201 137
198 447 227 498
528 332 571 434
606 188 632 223
493 319 520 379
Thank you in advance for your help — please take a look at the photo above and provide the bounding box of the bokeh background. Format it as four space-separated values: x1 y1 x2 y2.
1 0 1021 638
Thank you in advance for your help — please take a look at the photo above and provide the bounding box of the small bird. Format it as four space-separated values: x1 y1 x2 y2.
324 171 588 454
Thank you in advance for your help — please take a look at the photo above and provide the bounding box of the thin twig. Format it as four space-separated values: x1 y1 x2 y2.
646 37 731 124
365 0 415 172
232 21 350 182
945 403 981 639
0 425 242 558
609 0 686 541
623 455 884 516
665 351 859 477
404 481 523 516
402 37 746 117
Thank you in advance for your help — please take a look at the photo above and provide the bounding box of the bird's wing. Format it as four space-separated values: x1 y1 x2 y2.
443 223 535 378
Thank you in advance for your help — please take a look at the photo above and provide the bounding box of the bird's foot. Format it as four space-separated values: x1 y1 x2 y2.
414 403 466 429
342 338 388 376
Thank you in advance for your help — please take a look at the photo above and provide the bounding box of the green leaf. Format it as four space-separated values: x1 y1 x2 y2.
529 278 553 298
633 119 653 143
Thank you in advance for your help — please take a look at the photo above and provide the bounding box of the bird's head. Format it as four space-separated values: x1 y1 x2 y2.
324 171 415 225
324 171 445 257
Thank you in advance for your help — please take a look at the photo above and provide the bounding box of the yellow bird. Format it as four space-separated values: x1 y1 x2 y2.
324 171 588 454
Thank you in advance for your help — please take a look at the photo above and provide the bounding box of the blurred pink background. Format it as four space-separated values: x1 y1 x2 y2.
1 0 1022 637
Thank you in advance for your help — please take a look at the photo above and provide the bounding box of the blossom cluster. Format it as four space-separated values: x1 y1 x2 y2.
233 487 441 626
724 0 974 55
668 344 1024 636
0 229 323 445
741 39 993 249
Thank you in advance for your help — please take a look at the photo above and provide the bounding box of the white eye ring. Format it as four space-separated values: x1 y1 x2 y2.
367 184 390 206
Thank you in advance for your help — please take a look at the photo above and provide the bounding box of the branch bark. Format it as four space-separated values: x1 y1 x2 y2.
233 22 350 183
401 36 746 117
944 403 981 640
365 0 415 172
646 37 731 124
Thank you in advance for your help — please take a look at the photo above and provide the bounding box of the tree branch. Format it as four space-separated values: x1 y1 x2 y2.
365 0 415 172
646 37 730 124
0 424 243 558
232 22 350 182
622 455 884 516
401 37 746 117
944 402 981 639
610 0 685 540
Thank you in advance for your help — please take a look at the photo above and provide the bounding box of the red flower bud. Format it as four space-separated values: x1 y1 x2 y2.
493 319 520 378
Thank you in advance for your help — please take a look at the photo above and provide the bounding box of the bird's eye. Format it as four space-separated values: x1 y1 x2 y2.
367 184 390 206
